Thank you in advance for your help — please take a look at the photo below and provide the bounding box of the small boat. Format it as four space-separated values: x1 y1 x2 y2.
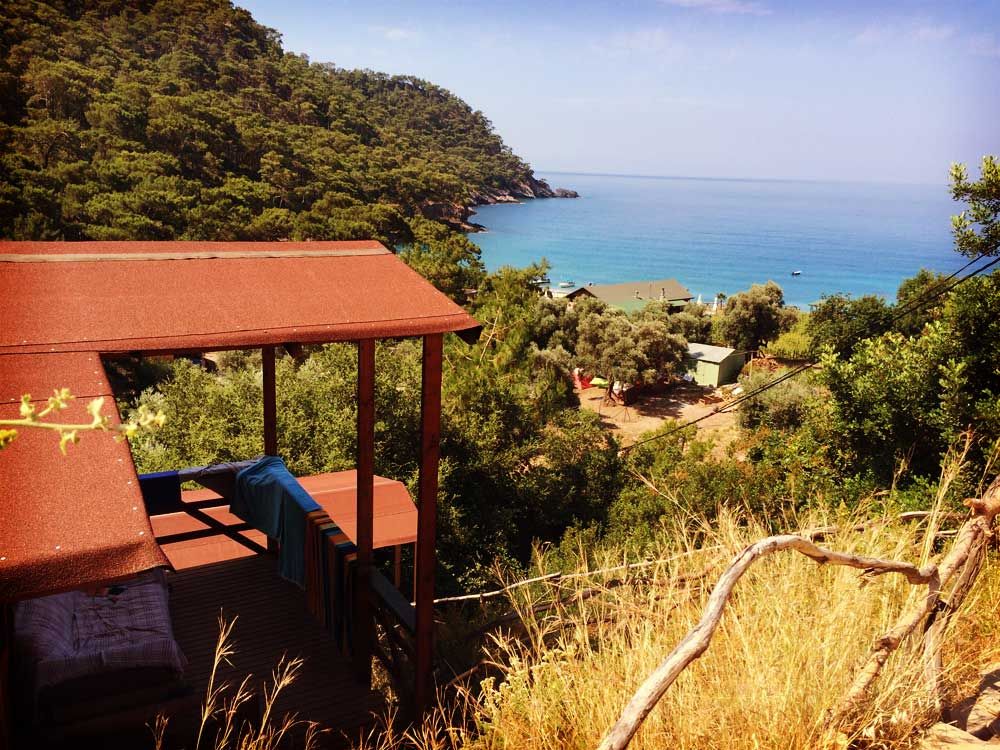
791 270 802 276
558 280 575 288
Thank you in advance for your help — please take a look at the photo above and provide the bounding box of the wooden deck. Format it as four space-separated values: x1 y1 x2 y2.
168 555 385 746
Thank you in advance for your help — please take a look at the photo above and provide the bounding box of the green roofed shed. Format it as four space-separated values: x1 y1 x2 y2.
565 279 692 312
684 343 745 387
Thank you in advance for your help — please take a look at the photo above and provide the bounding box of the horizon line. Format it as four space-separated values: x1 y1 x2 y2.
535 169 947 188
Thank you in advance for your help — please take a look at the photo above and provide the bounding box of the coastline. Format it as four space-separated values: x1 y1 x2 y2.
421 174 578 232
467 172 957 309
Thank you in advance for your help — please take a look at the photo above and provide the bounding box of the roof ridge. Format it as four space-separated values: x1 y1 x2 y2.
0 248 391 263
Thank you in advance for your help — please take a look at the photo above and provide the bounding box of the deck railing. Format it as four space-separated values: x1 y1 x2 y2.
368 568 418 708
143 463 430 716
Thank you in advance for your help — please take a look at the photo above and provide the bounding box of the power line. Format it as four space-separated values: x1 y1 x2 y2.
619 253 1000 456
887 254 998 324
623 253 1000 455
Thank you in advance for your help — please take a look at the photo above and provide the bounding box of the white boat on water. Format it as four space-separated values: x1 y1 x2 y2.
558 281 575 288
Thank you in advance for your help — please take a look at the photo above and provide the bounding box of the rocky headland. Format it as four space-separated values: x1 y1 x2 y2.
421 175 579 232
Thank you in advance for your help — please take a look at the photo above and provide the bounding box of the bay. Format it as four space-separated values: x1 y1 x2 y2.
469 172 960 309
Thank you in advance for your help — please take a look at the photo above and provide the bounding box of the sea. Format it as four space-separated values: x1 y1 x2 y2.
469 172 961 309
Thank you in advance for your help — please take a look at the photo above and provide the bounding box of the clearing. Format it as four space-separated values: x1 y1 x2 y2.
577 383 739 453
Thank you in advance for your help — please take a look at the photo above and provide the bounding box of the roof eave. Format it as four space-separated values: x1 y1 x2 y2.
3 315 482 356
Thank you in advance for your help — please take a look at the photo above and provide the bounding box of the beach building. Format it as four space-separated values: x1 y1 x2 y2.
0 241 480 746
565 279 693 312
685 343 746 387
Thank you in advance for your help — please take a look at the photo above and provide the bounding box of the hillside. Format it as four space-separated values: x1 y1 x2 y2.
0 0 573 243
373 499 1000 750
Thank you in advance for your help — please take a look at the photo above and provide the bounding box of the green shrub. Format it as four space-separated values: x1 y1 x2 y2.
763 313 813 360
737 370 819 431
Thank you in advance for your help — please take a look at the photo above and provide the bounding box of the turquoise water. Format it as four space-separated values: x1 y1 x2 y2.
469 173 960 309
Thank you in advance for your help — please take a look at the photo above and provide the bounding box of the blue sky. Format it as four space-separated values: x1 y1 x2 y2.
237 0 999 184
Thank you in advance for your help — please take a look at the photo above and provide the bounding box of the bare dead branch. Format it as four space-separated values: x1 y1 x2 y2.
920 478 1000 712
824 488 997 735
596 535 937 750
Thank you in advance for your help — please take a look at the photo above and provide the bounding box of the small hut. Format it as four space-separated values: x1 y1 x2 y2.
684 343 746 387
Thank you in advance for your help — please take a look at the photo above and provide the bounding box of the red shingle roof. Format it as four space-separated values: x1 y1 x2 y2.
0 352 169 602
0 241 480 354
0 241 480 602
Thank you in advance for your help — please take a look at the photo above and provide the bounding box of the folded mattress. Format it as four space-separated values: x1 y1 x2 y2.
14 568 187 722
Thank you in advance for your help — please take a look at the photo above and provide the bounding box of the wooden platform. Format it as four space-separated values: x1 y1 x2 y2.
167 555 384 746
150 470 417 571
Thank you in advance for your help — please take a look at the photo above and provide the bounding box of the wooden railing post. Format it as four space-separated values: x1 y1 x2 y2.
262 345 278 457
262 345 279 554
415 333 443 715
353 339 376 686
393 544 402 589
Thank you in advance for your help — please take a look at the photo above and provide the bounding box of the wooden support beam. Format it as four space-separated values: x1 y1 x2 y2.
415 333 443 715
262 345 279 553
262 345 278 457
393 544 403 589
353 339 376 687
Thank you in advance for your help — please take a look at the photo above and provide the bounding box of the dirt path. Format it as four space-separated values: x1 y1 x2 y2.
577 383 739 453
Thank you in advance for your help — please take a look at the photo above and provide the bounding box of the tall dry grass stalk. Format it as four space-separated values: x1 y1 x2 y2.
154 613 322 750
359 472 1000 749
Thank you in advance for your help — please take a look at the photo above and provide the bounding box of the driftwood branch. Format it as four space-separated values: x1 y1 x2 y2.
921 527 983 711
826 478 1000 732
596 535 936 750
597 478 1000 750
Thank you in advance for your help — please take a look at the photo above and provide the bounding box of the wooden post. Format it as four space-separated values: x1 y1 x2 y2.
414 333 443 715
353 339 376 686
262 346 279 553
262 346 278 456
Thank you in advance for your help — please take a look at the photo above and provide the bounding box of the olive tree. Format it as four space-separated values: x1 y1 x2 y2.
713 281 795 352
575 307 687 396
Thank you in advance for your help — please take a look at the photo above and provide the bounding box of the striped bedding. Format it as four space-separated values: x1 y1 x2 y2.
13 569 187 710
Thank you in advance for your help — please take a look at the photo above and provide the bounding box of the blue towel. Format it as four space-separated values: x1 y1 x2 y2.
232 457 320 587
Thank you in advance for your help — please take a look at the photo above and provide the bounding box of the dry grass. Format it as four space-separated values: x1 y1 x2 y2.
154 614 323 750
360 504 1000 750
